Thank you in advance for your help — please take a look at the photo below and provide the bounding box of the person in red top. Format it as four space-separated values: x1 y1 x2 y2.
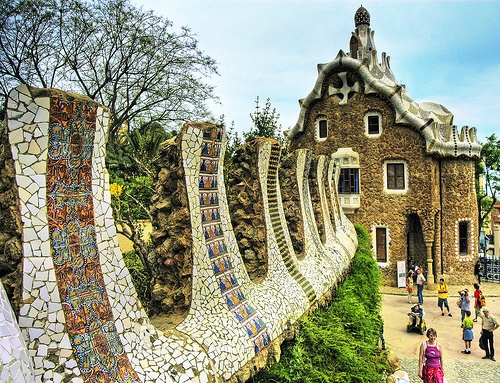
473 283 483 322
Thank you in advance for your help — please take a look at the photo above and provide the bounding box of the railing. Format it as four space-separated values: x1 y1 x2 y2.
479 256 500 283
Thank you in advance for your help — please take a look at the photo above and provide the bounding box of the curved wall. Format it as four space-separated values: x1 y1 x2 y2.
0 85 357 383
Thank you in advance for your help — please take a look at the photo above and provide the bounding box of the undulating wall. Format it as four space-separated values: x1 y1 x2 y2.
0 84 357 383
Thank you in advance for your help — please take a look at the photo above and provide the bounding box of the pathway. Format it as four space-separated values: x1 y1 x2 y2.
381 282 500 383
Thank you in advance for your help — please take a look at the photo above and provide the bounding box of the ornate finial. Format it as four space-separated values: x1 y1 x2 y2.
354 5 370 27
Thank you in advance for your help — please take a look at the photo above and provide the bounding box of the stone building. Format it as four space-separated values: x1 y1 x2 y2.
287 6 482 286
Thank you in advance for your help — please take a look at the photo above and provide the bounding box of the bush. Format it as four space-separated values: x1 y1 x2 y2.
122 250 151 305
252 224 389 382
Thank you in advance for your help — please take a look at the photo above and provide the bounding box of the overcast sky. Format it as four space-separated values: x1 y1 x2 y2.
133 0 499 142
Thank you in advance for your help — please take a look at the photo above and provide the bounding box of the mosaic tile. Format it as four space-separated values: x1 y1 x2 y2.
3 85 358 383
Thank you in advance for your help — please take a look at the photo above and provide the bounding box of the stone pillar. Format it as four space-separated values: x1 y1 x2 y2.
425 242 435 290
494 223 500 256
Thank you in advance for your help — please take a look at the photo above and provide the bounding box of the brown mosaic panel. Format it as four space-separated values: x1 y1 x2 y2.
47 96 139 383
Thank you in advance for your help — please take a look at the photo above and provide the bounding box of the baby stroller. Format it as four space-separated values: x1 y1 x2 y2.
407 303 426 335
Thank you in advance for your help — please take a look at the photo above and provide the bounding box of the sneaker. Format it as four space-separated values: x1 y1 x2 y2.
491 357 496 362
473 319 477 322
448 313 453 317
482 356 491 359
441 313 444 316
461 350 468 354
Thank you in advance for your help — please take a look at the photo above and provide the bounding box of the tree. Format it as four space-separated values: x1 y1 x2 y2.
244 96 283 142
0 0 218 142
107 123 176 287
477 134 500 238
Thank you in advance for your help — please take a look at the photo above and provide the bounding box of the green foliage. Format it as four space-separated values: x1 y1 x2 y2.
253 224 388 383
244 96 283 143
122 250 151 304
477 134 500 234
110 175 153 221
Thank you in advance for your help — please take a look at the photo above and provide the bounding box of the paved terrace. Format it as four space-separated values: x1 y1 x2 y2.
381 281 500 383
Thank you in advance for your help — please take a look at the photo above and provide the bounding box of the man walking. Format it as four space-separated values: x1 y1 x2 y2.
479 307 499 362
416 268 426 305
437 278 452 317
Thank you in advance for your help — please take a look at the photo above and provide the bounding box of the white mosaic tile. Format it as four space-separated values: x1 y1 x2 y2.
4 85 357 383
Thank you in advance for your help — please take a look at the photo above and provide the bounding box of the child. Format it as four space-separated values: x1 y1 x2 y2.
461 310 474 354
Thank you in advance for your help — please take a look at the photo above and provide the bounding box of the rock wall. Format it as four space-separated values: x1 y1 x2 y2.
149 136 193 316
226 138 270 283
0 84 357 383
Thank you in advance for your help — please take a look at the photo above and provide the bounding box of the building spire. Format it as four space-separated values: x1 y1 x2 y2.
350 5 376 60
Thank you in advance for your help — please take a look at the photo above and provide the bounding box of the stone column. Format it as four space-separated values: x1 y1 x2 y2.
425 242 435 290
494 224 500 257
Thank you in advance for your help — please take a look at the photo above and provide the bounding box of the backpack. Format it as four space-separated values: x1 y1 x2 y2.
456 295 463 308
479 293 486 307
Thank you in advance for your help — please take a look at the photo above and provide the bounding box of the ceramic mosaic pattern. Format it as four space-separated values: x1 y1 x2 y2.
2 84 357 383
5 85 215 383
46 96 140 383
176 125 273 379
0 280 34 383
294 150 344 295
265 143 316 302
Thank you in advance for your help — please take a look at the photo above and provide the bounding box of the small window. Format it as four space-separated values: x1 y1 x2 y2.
338 168 359 194
386 163 405 190
319 120 328 138
376 227 388 262
368 116 380 134
459 221 470 254
316 116 328 141
364 111 382 137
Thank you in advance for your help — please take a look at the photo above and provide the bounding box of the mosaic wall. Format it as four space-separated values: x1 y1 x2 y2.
1 85 357 383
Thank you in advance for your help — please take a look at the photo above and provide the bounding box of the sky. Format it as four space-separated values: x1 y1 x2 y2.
133 0 499 142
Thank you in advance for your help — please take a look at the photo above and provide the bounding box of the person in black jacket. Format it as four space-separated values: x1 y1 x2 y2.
474 260 483 284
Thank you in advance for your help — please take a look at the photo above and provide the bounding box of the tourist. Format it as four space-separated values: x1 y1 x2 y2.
474 260 483 284
416 268 426 305
418 328 445 383
410 303 423 327
457 288 471 323
461 310 474 354
479 307 499 362
406 271 414 304
473 283 483 322
385 349 410 383
437 278 452 317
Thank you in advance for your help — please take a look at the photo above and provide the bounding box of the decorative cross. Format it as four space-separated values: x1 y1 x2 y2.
328 72 360 105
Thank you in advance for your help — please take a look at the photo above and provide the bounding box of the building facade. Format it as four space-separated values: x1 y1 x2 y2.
287 6 482 286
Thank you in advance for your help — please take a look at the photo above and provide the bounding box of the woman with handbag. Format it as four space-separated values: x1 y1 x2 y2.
406 271 414 304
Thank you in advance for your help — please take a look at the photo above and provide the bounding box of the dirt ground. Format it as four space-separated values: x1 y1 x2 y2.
380 286 500 362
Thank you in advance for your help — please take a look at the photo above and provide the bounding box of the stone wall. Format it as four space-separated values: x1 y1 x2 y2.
288 74 478 286
226 138 269 283
439 159 478 284
279 151 305 258
149 135 193 316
